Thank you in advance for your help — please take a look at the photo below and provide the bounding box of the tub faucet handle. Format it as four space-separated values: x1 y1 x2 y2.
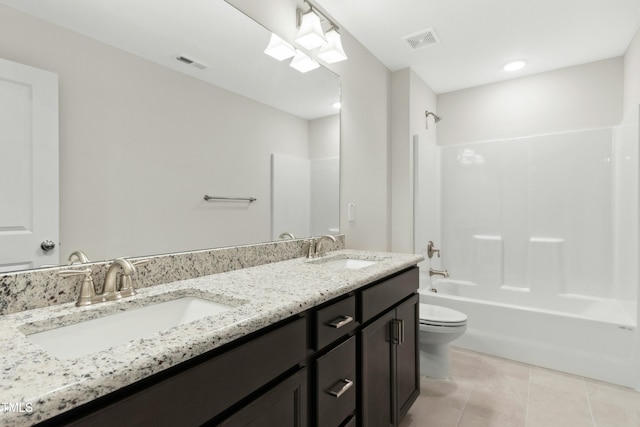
427 241 440 259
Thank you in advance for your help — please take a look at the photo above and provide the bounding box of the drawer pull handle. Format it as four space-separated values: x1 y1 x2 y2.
326 315 354 329
326 378 354 398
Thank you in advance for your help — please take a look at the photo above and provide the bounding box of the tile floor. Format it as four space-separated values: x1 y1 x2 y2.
400 347 640 427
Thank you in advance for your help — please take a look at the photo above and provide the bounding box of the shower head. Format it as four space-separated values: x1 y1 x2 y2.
425 110 442 128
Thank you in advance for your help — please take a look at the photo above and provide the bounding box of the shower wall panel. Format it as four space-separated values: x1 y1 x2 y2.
441 128 624 302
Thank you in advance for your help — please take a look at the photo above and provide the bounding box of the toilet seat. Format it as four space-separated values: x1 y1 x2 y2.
419 303 467 327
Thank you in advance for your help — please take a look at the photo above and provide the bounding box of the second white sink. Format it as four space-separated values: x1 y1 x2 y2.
309 255 379 270
26 296 233 360
322 258 377 269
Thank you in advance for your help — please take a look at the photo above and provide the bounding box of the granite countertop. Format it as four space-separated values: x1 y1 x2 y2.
0 249 423 426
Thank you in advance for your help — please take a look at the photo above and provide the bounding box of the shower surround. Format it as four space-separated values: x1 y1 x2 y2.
416 125 639 388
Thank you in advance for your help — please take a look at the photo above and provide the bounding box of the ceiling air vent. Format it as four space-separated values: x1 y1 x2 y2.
402 28 441 50
175 55 208 70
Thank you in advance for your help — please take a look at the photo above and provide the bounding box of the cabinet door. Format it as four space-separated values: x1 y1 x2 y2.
394 295 420 425
360 310 395 427
218 368 307 427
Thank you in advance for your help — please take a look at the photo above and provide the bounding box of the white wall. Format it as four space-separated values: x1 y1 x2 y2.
390 69 438 258
309 115 340 160
622 26 640 390
228 0 392 251
0 6 310 260
309 115 340 235
390 69 412 253
624 28 640 123
437 57 624 145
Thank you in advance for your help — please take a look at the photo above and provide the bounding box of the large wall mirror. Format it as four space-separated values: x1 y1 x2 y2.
0 0 341 273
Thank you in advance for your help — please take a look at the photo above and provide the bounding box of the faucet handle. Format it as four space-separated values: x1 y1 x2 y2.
118 259 149 297
426 241 441 259
57 268 92 278
305 238 317 259
130 259 149 268
117 259 147 297
57 268 97 306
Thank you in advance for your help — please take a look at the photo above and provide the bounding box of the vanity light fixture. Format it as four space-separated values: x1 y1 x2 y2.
295 8 326 50
317 28 348 64
504 60 526 72
332 102 341 109
289 49 320 73
264 33 296 61
263 1 348 72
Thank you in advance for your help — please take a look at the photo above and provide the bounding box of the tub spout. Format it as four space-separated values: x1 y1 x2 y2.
429 268 449 278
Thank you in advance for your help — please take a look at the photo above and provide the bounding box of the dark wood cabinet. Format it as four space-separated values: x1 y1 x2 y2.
394 295 420 423
218 368 307 427
315 336 357 426
56 317 308 427
361 310 395 427
360 270 420 427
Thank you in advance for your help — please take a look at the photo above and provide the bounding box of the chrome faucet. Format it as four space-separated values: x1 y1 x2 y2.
102 258 136 301
57 257 141 306
306 234 337 258
68 250 90 264
315 235 337 258
279 232 296 240
429 267 449 278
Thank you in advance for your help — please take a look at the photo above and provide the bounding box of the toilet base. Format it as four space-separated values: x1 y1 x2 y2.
419 341 452 379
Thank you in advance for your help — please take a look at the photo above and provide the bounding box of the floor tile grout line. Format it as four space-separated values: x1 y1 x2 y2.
524 365 531 427
455 352 484 427
583 376 598 427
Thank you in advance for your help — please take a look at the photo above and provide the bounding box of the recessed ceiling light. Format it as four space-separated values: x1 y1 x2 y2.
504 60 526 72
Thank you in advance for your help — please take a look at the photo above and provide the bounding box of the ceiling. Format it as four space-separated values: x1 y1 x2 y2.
2 0 639 101
316 0 640 93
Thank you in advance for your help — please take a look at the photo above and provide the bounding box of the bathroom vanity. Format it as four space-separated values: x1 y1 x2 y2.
0 250 422 427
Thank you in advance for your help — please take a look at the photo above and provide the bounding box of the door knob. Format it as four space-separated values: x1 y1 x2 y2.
40 240 56 251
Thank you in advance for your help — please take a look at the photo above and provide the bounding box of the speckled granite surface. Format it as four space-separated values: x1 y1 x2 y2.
0 249 422 426
0 236 343 316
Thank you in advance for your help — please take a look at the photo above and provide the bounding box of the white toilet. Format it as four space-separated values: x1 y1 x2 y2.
418 303 468 379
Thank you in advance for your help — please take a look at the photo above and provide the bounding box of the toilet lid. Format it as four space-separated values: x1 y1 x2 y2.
419 303 467 326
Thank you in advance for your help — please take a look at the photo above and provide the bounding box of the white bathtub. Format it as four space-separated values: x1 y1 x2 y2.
419 277 639 388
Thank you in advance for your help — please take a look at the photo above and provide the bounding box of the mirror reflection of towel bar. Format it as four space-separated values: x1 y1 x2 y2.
203 195 257 202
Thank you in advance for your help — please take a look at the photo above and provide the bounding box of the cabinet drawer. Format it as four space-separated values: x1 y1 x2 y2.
361 267 418 323
316 295 357 350
66 317 308 427
219 368 307 427
316 336 356 427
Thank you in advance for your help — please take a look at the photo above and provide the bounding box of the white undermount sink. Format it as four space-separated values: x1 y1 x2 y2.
310 256 378 270
26 296 233 360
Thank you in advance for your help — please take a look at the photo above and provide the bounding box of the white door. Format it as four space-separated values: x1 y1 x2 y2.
0 57 59 272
